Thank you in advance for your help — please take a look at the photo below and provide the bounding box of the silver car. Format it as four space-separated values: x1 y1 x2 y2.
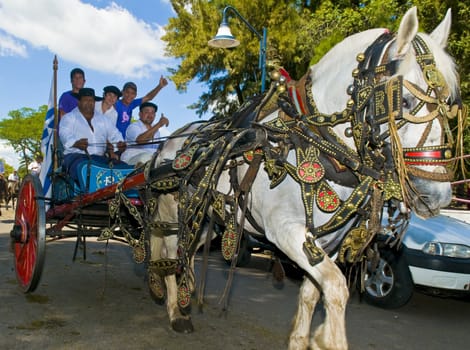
363 212 470 308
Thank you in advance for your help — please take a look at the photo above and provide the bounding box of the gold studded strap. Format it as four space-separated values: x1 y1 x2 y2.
314 176 374 236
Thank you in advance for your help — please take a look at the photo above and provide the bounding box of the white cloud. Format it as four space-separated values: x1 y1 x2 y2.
0 32 27 57
0 141 21 170
0 0 170 78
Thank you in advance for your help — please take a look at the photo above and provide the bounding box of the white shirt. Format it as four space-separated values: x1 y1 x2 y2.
120 120 160 163
95 101 118 127
8 173 19 182
59 108 123 156
28 161 42 175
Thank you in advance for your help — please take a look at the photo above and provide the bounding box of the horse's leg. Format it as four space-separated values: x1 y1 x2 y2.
148 234 166 304
288 276 321 350
271 222 348 350
162 234 194 333
309 257 349 350
288 256 348 350
148 230 193 332
149 193 194 333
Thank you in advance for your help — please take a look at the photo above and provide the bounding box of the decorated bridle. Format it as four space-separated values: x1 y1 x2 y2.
348 32 461 183
264 30 463 265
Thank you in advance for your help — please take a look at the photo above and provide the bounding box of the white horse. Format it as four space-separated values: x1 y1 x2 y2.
145 7 460 350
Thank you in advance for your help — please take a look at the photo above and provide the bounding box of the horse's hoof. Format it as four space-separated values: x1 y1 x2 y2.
171 318 194 333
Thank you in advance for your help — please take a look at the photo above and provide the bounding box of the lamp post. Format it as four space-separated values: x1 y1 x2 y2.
208 5 267 93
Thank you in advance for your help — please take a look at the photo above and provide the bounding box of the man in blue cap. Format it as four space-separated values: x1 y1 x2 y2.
115 76 168 138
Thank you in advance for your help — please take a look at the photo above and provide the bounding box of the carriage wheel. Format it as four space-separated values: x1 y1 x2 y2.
10 174 46 293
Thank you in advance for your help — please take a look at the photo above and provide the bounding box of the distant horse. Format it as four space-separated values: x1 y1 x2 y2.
6 180 19 209
0 176 6 214
120 7 461 350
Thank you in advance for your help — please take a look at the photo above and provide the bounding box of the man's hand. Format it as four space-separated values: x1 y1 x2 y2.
158 114 169 128
73 138 88 151
117 141 127 153
159 76 168 89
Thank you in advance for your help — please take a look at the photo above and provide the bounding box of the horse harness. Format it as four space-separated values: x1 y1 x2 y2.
105 32 463 305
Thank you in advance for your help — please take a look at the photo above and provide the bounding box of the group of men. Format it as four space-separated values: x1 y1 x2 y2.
58 68 170 179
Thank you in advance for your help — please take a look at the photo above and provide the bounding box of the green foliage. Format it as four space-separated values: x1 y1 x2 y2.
0 105 46 171
163 0 312 116
0 158 13 174
306 0 402 65
163 0 468 113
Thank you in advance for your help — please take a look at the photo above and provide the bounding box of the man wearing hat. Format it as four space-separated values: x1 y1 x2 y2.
95 85 122 125
59 88 126 180
115 75 168 138
59 68 86 118
120 102 169 165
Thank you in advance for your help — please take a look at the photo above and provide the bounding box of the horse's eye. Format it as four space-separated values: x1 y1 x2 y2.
402 98 411 109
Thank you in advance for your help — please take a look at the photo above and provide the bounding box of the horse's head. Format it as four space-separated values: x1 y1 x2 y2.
390 8 460 217
348 7 461 218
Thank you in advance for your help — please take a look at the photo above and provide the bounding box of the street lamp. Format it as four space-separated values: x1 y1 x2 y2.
208 5 267 93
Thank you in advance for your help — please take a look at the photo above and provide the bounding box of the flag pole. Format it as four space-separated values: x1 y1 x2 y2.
52 55 58 171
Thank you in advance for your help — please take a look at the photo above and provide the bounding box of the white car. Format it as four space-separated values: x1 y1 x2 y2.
363 212 470 308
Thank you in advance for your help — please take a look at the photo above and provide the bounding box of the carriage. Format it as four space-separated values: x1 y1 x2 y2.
9 7 465 349
9 156 153 292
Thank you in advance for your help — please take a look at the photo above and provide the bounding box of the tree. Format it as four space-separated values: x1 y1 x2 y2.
0 105 46 172
163 0 313 117
163 1 468 113
163 0 469 178
0 157 14 175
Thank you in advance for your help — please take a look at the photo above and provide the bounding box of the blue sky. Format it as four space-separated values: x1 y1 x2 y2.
0 0 208 169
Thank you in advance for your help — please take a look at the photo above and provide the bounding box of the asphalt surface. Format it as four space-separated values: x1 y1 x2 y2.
1 206 470 350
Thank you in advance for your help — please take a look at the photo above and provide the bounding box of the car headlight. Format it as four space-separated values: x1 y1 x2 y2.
422 242 470 258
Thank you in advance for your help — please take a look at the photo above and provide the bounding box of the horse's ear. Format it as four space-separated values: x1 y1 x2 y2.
396 7 419 57
430 8 452 48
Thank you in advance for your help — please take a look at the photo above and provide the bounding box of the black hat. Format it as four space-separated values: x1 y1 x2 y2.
139 101 158 112
122 82 137 92
103 85 122 98
73 88 102 101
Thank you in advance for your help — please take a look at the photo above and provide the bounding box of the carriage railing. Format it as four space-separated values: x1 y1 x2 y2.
45 170 146 233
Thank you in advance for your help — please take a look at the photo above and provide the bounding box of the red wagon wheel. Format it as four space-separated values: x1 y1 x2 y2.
10 174 46 292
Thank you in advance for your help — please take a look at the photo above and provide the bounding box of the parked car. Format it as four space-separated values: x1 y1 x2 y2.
363 213 470 308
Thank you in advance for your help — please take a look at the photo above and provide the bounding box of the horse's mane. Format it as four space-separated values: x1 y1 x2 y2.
310 27 460 114
309 29 387 113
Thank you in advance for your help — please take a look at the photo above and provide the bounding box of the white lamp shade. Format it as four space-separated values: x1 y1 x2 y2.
208 23 240 48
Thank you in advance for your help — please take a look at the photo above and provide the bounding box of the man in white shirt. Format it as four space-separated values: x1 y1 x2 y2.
120 102 169 165
59 88 126 180
28 155 43 175
8 170 19 183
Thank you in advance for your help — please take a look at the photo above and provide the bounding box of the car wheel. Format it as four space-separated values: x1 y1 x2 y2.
362 248 414 309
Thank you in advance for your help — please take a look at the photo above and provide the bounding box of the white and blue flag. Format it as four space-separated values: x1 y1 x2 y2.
39 75 55 201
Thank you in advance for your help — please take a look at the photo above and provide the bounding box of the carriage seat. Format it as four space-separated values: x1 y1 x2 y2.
75 160 137 194
52 158 139 204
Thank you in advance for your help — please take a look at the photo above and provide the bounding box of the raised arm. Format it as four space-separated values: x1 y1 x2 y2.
141 76 168 103
135 114 169 144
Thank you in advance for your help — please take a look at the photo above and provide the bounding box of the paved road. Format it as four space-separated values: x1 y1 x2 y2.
1 208 470 349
